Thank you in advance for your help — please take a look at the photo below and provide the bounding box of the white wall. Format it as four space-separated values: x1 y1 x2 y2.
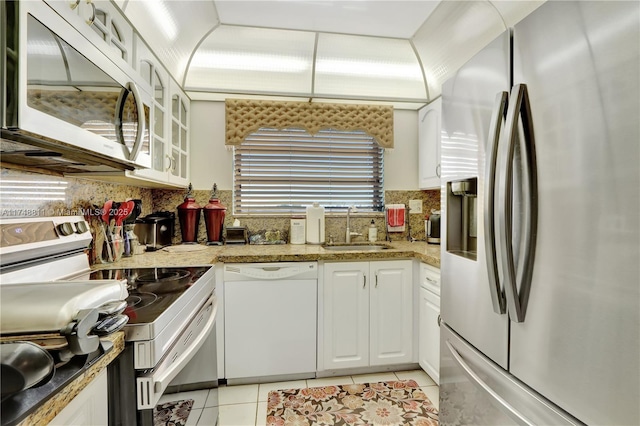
189 101 419 191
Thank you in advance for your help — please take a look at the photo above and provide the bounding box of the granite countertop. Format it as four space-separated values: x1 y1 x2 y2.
1 332 125 426
92 240 441 269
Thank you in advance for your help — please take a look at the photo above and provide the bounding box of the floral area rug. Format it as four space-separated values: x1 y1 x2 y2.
266 380 438 426
154 399 194 426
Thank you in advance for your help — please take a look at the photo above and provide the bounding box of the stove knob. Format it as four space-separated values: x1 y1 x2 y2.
75 221 89 234
57 222 75 236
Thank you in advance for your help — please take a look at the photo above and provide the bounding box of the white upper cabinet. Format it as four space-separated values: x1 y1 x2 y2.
418 98 442 190
128 39 174 184
169 81 190 186
132 40 190 187
44 0 134 73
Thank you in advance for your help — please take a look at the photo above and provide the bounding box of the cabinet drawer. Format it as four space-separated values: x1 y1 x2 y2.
420 263 440 295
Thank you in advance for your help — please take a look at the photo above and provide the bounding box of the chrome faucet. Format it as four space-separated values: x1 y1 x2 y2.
346 206 361 243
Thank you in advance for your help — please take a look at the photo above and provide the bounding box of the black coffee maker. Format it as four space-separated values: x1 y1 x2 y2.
426 210 441 244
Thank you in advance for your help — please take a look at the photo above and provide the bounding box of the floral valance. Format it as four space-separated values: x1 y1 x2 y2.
225 99 394 148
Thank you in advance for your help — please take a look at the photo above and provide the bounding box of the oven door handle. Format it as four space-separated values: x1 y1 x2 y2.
136 294 217 410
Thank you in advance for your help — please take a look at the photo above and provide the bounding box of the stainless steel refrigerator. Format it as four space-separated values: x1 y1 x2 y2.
439 2 639 425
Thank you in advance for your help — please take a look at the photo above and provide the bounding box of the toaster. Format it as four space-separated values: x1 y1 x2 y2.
133 212 175 251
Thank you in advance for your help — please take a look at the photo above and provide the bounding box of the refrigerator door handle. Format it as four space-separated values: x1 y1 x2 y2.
485 91 509 315
445 340 534 425
499 84 538 323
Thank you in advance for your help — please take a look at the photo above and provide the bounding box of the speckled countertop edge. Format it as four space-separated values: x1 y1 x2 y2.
92 241 441 269
17 332 125 426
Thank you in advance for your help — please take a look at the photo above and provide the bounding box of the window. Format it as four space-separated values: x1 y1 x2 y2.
233 128 384 215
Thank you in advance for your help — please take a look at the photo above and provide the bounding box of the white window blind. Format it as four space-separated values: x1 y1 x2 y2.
234 128 384 215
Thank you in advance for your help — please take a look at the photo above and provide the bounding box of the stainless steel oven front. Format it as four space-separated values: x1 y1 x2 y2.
86 265 218 425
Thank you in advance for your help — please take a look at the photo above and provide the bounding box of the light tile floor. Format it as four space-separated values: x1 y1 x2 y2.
158 369 439 426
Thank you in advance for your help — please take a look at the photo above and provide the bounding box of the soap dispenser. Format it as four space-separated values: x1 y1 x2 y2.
368 220 377 242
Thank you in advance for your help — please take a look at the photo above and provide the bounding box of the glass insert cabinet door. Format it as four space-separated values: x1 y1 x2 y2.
140 59 169 175
171 88 188 180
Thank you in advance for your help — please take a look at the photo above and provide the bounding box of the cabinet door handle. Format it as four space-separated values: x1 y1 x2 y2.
437 314 442 327
85 0 96 26
375 272 378 288
425 276 438 285
363 274 366 289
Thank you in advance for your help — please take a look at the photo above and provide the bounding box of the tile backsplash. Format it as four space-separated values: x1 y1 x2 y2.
1 168 440 247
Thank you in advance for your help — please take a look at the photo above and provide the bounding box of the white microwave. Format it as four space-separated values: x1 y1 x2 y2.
1 1 151 173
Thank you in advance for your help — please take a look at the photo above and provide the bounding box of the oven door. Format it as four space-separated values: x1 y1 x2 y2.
136 293 217 410
2 1 151 171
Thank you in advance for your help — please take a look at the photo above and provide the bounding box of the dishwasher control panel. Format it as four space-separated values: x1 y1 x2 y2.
223 262 318 281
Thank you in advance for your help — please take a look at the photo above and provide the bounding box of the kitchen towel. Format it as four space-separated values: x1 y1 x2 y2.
387 204 406 232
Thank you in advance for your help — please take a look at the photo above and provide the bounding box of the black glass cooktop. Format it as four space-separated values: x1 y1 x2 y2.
89 266 211 325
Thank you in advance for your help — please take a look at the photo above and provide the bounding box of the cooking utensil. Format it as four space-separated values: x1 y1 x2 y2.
125 199 143 225
113 200 134 258
101 200 113 225
135 269 191 293
91 314 128 336
101 200 114 262
1 342 55 400
96 300 127 318
116 201 134 227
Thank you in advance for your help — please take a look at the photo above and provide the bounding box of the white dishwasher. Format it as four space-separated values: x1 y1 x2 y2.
223 262 318 383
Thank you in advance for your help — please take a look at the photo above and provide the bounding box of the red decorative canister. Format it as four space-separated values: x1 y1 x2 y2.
203 183 226 245
177 183 201 244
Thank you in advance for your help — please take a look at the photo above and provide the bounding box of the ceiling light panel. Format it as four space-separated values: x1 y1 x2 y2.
315 33 426 100
214 0 440 39
123 0 219 84
184 26 315 94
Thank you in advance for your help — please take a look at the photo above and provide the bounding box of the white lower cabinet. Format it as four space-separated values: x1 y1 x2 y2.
419 263 441 384
50 369 108 426
321 260 413 371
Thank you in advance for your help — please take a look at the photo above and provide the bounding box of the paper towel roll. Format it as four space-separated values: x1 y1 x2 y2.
305 203 325 244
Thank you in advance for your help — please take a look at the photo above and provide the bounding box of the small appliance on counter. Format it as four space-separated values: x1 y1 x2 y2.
225 227 248 245
134 211 175 251
290 217 306 245
203 183 226 245
426 209 441 244
177 183 202 244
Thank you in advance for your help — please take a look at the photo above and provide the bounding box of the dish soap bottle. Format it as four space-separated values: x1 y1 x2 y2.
368 220 377 242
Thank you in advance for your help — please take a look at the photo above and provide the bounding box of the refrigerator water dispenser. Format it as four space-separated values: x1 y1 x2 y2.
446 177 478 260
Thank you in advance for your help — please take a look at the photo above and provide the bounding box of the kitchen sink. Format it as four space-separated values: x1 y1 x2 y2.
322 243 391 251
